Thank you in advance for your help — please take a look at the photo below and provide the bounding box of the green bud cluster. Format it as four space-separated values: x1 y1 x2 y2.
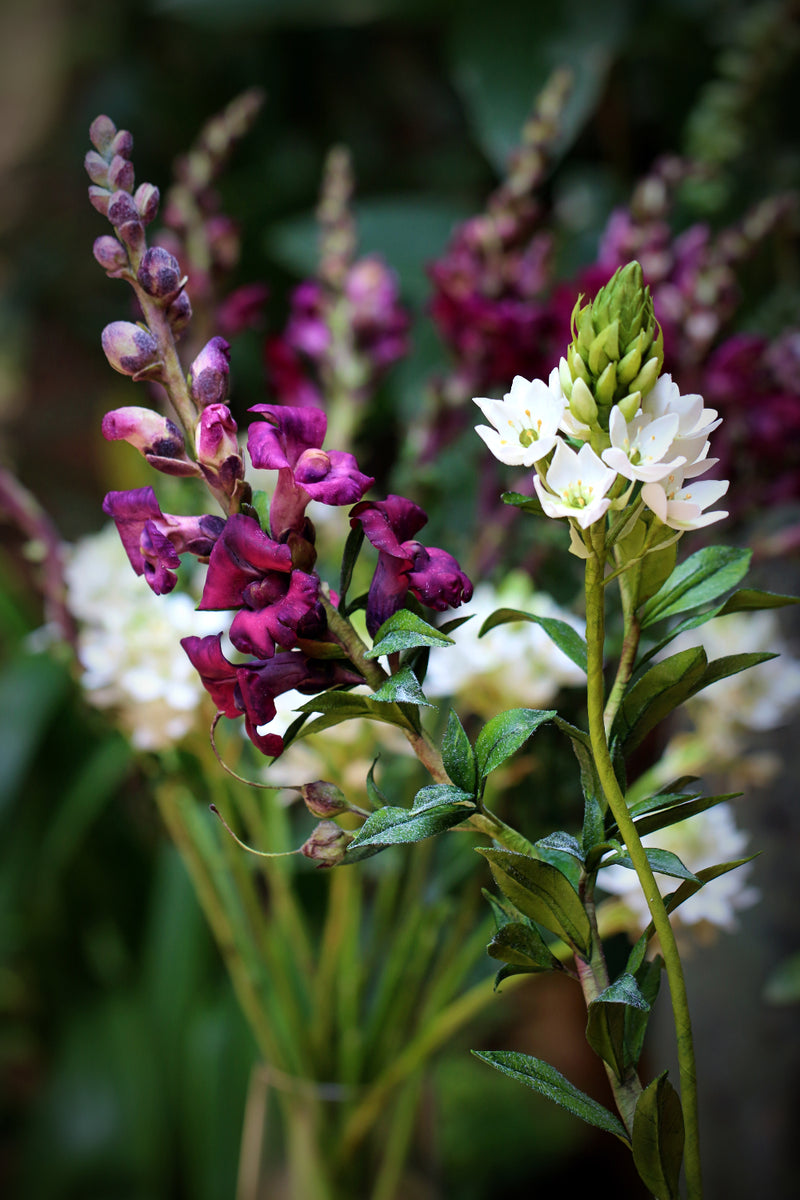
559 261 664 432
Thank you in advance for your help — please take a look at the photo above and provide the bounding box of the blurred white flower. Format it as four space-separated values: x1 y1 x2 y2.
423 572 585 715
65 524 221 750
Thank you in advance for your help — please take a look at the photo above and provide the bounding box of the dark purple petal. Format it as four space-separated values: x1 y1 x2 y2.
350 495 428 558
363 551 412 637
195 404 241 471
181 633 240 718
229 570 320 658
103 487 223 594
247 404 327 470
188 336 231 408
199 514 292 611
102 486 163 575
139 521 181 594
294 448 373 506
406 544 473 611
101 321 159 377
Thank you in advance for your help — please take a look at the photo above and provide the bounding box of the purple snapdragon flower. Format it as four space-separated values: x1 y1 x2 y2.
181 633 363 757
102 406 200 477
247 404 373 538
197 513 322 658
349 494 473 636
103 487 225 595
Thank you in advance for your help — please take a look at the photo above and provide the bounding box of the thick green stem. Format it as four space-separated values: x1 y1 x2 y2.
585 528 703 1197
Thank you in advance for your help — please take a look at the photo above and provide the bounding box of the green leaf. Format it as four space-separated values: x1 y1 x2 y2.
717 587 800 615
613 647 708 752
536 831 584 861
365 758 389 809
249 489 270 529
347 786 475 849
338 524 364 611
647 855 758 932
371 665 436 707
636 537 678 609
602 847 700 884
632 1073 685 1199
475 708 555 780
487 921 563 973
441 708 477 795
554 717 607 845
627 956 663 1067
472 1051 629 1144
479 607 588 673
631 791 742 839
586 973 650 1077
366 610 454 658
478 848 592 957
639 546 751 628
698 651 776 691
295 690 412 736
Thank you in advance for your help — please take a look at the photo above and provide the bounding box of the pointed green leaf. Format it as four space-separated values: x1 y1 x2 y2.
626 955 663 1067
717 587 800 615
365 758 389 809
295 690 412 735
613 647 707 752
472 1051 629 1144
371 665 436 707
536 831 584 861
347 786 475 849
631 792 742 839
479 607 588 673
639 546 751 628
488 921 562 972
338 524 364 610
602 847 700 884
635 536 677 608
698 651 776 691
501 490 545 516
555 716 607 844
586 973 650 1077
632 1073 685 1199
475 708 555 780
442 708 477 795
478 848 592 957
366 610 454 658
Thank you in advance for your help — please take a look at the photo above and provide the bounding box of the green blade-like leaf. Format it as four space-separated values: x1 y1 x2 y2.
478 607 588 673
478 848 592 957
631 792 742 839
613 647 708 752
295 690 412 735
365 758 389 809
346 786 475 850
586 973 650 1077
487 921 563 972
366 610 454 658
554 716 606 846
697 651 776 691
472 1051 629 1144
501 490 545 516
639 546 751 628
602 847 700 884
338 524 364 611
632 1073 685 1199
475 707 555 780
717 587 800 615
371 665 436 707
441 708 477 795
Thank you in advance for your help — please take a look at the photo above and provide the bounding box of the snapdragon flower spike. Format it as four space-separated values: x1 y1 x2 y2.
181 633 364 757
533 440 617 530
474 372 565 466
247 404 373 538
198 514 321 659
102 406 201 477
349 495 473 637
601 406 687 482
642 469 729 531
103 486 224 594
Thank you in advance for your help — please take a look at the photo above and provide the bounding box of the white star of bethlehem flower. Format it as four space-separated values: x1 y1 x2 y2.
642 467 729 531
534 439 617 530
602 406 687 483
642 373 721 478
474 373 565 466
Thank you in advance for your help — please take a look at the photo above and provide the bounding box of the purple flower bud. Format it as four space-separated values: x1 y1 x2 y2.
107 190 140 228
137 246 183 300
84 150 109 186
188 336 231 408
166 290 192 333
89 115 116 155
117 220 146 253
93 236 128 275
107 154 135 193
101 321 160 377
88 186 110 217
102 405 186 458
109 128 134 160
195 404 240 469
300 821 353 868
134 182 160 224
301 781 348 818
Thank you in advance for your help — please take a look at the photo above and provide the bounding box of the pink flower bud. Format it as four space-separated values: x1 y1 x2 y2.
117 220 145 253
89 115 116 155
93 236 128 274
137 247 183 300
134 182 160 224
88 186 110 217
102 406 185 458
195 403 239 465
188 336 231 407
84 150 109 186
107 154 135 193
166 290 192 333
107 190 139 227
301 781 348 818
300 820 353 868
109 129 134 160
101 321 159 377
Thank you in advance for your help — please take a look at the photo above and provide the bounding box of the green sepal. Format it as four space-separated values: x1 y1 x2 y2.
249 488 271 530
346 784 475 850
366 610 455 658
477 848 592 958
479 608 588 673
371 665 436 707
442 708 477 795
474 708 555 781
639 545 752 628
472 1051 630 1144
585 973 650 1077
632 1073 685 1200
338 523 365 611
487 920 563 973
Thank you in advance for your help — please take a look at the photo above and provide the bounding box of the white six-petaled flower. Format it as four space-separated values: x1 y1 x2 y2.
534 440 617 529
641 373 721 478
602 405 687 482
474 373 565 466
642 467 729 530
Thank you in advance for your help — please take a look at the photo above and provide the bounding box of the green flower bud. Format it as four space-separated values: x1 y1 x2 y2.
628 353 661 398
569 376 598 427
595 362 618 408
617 390 642 422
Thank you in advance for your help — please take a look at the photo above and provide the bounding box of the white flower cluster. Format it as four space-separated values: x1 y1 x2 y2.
423 573 586 715
474 368 728 533
598 803 759 934
64 524 221 750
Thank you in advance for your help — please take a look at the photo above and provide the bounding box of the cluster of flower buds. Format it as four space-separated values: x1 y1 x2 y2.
475 261 729 541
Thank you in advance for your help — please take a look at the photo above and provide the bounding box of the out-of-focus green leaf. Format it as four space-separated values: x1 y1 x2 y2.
639 546 751 628
0 653 71 818
632 1073 685 1200
479 608 587 673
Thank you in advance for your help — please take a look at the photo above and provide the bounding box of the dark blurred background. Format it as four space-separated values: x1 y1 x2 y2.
1 0 799 1196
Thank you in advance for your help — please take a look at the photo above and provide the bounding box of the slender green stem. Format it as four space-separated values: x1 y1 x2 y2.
585 526 703 1197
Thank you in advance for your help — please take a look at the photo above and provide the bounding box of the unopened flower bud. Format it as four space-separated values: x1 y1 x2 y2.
88 186 111 216
300 820 353 868
195 405 242 483
101 321 159 377
134 182 160 224
102 405 186 458
301 781 348 818
616 390 641 423
93 235 128 275
107 154 135 193
84 150 109 186
109 129 134 160
627 352 662 398
569 376 598 427
137 246 183 300
89 115 116 155
166 290 192 333
117 219 146 253
107 190 139 228
188 336 231 407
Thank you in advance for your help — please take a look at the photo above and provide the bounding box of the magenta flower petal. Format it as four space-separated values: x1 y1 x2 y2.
407 545 473 611
247 404 328 470
181 633 241 717
199 514 292 610
294 448 373 506
350 495 427 557
103 487 224 594
229 569 320 658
